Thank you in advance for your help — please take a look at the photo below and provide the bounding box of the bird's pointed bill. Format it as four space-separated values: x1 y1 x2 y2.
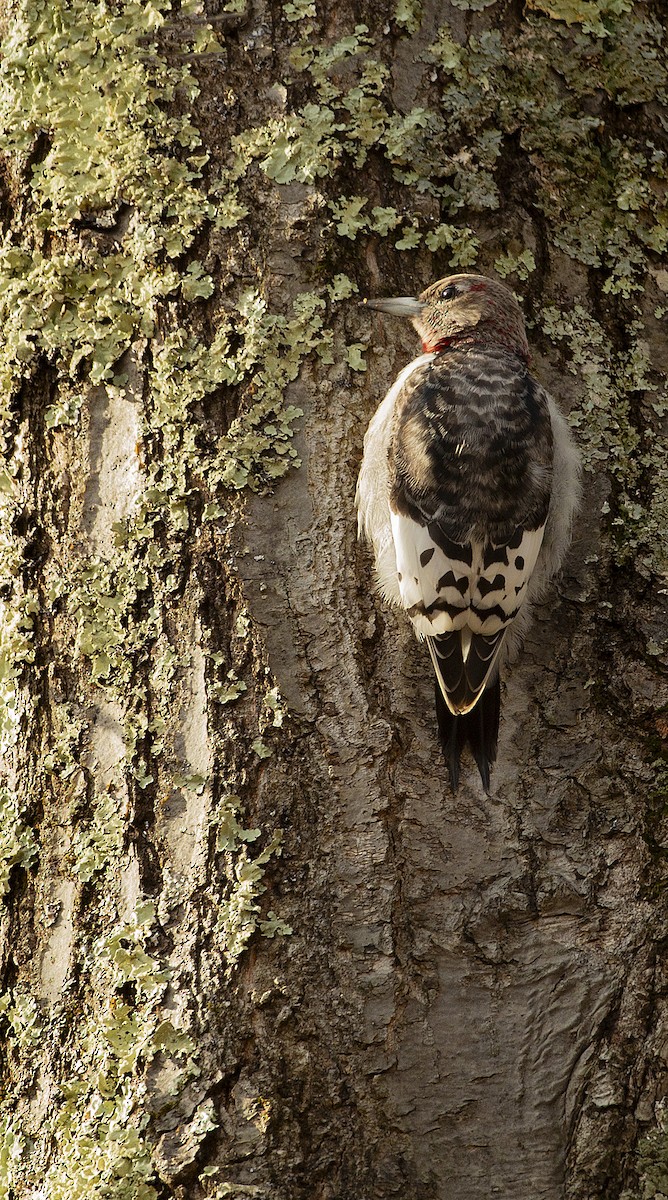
366 297 423 317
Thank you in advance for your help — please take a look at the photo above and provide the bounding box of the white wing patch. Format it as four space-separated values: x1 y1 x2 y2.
390 512 546 641
356 353 435 607
471 525 545 622
390 509 469 629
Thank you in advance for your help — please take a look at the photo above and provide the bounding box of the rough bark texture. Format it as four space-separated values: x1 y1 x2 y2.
0 1 667 1199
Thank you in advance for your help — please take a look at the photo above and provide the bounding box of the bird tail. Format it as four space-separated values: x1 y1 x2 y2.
434 675 501 794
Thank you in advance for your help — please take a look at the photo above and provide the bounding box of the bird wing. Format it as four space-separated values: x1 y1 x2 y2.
387 350 553 715
391 515 546 713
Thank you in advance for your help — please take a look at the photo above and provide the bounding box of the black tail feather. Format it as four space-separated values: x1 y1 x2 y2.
434 684 466 791
434 676 501 793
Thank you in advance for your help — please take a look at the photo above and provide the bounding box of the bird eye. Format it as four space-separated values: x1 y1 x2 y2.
440 285 457 301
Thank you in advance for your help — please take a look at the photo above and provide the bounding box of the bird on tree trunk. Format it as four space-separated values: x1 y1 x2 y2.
356 273 581 792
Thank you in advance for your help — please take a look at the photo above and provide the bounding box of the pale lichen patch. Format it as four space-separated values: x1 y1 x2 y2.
542 304 668 569
0 0 302 1187
35 902 193 1200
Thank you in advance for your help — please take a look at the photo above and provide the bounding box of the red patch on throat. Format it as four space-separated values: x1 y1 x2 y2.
422 336 453 353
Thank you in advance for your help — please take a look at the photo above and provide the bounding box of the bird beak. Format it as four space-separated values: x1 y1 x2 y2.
363 296 423 317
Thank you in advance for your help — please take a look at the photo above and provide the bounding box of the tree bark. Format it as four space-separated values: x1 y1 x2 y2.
0 1 667 1198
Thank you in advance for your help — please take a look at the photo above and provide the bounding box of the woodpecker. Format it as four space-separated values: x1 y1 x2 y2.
356 273 580 792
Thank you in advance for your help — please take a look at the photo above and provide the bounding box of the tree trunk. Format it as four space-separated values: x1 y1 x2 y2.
0 0 667 1197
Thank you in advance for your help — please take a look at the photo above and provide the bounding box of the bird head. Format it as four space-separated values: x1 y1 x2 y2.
366 273 530 362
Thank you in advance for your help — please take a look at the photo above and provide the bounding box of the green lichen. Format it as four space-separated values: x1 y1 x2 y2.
330 195 369 240
211 1185 267 1199
494 249 536 279
0 0 210 426
0 1118 23 1200
0 788 38 896
254 105 344 184
218 833 287 968
0 2 206 233
328 273 358 301
212 792 261 853
393 0 423 33
0 0 302 1187
43 703 86 779
395 222 423 251
0 990 42 1049
528 0 632 37
425 15 668 294
424 224 480 265
0 0 333 790
71 789 125 883
283 0 316 23
46 1099 158 1200
621 1102 668 1199
251 738 272 759
135 286 334 505
72 558 152 686
258 911 293 938
212 693 292 965
542 305 667 569
211 670 248 706
0 593 36 756
35 902 195 1200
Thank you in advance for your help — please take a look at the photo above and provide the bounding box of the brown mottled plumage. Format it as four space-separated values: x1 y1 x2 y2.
357 273 580 792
